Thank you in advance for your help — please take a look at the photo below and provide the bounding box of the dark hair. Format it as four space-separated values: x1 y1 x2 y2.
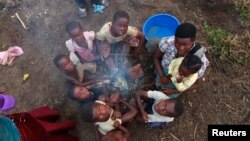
68 83 77 100
66 21 82 35
182 54 202 73
81 102 95 122
112 10 129 23
53 54 67 68
175 22 197 39
173 99 184 117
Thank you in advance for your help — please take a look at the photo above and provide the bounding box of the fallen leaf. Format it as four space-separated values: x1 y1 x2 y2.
202 77 206 81
23 73 30 81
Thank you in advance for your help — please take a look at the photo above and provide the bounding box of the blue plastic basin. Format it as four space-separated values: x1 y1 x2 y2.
143 14 180 40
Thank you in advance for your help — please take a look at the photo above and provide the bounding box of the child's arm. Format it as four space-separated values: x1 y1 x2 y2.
184 77 204 91
98 94 110 103
100 92 120 109
65 75 97 87
134 30 145 55
110 92 119 102
135 90 149 122
137 30 145 47
161 77 203 95
104 56 116 71
170 73 198 92
176 76 184 83
65 75 85 86
117 125 129 135
153 48 169 85
98 89 120 110
119 99 138 123
118 126 130 141
109 92 120 108
95 125 102 141
96 23 108 41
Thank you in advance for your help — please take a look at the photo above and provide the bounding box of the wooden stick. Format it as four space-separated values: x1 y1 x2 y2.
194 123 198 140
200 112 204 122
169 132 181 141
15 13 27 30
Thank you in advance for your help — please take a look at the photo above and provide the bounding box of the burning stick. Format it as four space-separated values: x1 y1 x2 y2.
15 13 27 30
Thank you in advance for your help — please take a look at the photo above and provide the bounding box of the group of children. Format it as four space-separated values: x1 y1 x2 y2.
53 10 209 141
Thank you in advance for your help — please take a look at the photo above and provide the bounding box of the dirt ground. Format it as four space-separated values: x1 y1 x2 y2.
0 0 250 141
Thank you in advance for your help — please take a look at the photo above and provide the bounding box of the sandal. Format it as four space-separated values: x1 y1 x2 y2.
0 93 16 112
101 0 109 7
93 4 105 13
78 8 87 18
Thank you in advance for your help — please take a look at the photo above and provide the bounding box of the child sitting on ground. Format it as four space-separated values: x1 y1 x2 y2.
68 83 110 105
81 99 137 140
161 54 203 98
68 82 125 111
135 90 184 128
53 54 108 86
65 21 115 73
96 10 145 58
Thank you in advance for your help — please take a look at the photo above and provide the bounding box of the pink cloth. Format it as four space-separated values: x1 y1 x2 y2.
0 46 23 65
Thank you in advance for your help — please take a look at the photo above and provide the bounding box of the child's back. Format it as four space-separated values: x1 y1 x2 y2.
53 54 100 86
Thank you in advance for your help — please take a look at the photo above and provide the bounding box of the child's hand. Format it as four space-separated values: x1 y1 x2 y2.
98 94 109 102
161 89 173 96
141 111 149 123
176 76 184 83
112 111 122 120
102 42 111 58
113 120 121 128
160 76 169 85
110 93 120 104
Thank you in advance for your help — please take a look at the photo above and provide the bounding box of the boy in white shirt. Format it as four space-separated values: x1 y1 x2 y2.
135 90 184 128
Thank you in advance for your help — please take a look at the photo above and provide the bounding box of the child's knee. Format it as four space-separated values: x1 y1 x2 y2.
82 63 96 73
69 52 80 65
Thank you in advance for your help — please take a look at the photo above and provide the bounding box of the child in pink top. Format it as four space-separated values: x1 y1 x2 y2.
65 21 115 75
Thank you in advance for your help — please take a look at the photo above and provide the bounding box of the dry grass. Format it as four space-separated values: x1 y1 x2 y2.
234 0 250 12
202 21 250 64
223 31 250 63
234 0 250 26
